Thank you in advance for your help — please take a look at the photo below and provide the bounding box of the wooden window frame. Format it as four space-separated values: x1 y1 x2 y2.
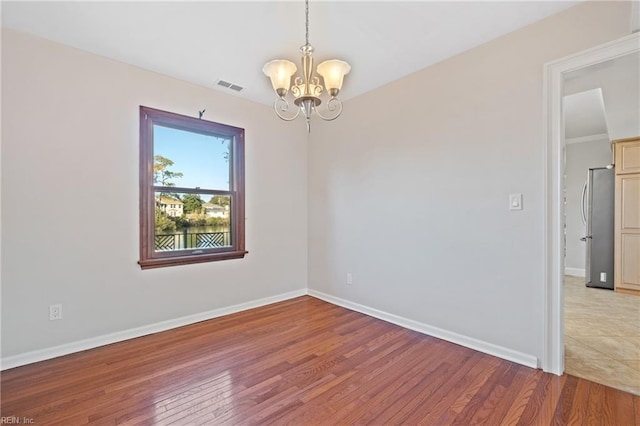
139 106 247 269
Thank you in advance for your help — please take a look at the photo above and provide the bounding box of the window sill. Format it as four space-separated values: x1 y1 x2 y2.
138 250 248 270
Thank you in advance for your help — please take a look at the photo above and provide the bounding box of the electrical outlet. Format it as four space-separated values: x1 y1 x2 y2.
346 273 353 285
50 304 63 321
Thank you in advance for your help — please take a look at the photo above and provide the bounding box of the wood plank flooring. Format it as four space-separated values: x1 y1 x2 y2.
1 296 639 425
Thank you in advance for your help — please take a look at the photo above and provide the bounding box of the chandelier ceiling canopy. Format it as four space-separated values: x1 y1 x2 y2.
262 0 351 132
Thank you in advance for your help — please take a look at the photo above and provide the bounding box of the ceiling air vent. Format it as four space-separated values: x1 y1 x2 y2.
217 79 244 92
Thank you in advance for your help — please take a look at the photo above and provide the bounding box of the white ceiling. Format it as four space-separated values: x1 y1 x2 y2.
2 1 580 106
563 51 640 140
563 89 608 140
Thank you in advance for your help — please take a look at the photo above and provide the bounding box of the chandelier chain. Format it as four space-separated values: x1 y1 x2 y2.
305 0 309 46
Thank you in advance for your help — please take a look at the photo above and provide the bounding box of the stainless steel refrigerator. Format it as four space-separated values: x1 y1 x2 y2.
581 167 615 289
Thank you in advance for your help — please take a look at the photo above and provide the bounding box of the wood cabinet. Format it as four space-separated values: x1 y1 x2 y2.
614 137 640 294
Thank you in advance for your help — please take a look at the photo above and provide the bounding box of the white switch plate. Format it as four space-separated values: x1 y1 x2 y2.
509 193 523 210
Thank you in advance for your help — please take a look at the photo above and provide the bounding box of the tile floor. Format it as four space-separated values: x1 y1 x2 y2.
564 275 640 395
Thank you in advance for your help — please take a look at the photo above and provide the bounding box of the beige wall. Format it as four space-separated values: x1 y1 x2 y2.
1 29 308 358
308 1 632 363
1 1 634 366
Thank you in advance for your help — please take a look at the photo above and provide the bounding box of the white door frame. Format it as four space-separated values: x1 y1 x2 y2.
542 32 639 375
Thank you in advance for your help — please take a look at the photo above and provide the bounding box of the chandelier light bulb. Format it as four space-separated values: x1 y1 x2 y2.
317 60 351 97
262 60 297 97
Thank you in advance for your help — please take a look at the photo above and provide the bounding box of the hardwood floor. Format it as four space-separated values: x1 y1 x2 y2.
2 296 639 425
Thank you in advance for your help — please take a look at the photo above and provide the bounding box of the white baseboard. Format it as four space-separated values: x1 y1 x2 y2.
2 288 539 371
308 290 539 369
565 267 586 277
1 289 307 371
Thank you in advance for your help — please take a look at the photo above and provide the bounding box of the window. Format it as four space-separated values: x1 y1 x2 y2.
139 106 246 269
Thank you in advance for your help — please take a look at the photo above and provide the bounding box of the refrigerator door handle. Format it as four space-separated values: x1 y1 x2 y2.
581 180 588 225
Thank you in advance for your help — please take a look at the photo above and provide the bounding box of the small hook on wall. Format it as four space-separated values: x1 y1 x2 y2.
198 109 206 119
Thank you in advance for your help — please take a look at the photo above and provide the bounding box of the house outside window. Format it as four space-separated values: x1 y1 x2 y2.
158 197 184 218
139 106 246 269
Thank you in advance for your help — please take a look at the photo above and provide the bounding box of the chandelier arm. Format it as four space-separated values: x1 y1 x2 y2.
314 97 343 121
274 98 301 121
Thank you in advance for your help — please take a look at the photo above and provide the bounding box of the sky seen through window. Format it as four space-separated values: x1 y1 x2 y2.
153 125 230 192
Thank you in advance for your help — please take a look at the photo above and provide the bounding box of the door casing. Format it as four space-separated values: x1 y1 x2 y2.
542 32 640 374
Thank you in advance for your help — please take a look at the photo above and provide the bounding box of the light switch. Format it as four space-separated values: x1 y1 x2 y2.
509 193 523 211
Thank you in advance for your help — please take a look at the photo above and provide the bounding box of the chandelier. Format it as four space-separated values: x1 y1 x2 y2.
262 0 351 132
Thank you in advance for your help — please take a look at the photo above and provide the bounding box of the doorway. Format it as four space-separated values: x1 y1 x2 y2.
561 52 639 395
543 32 639 379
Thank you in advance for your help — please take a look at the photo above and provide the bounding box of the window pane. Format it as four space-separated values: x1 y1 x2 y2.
153 125 230 190
154 191 232 252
